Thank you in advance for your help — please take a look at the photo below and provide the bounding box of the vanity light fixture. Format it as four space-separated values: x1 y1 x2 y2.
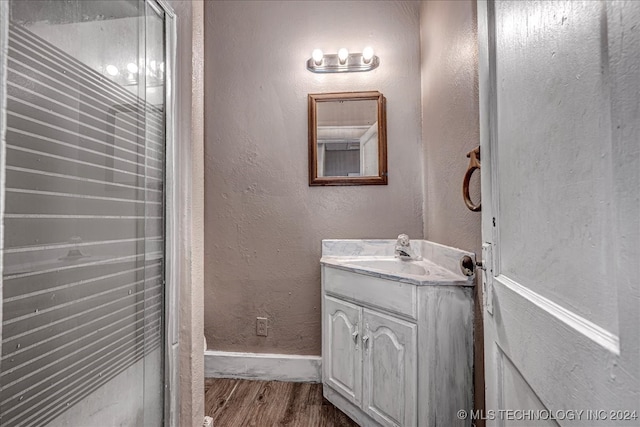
103 60 164 86
312 49 324 66
337 48 349 65
362 46 374 64
307 47 379 73
105 64 119 76
126 62 139 74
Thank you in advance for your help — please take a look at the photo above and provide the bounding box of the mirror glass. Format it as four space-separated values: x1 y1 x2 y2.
317 99 378 177
309 92 387 186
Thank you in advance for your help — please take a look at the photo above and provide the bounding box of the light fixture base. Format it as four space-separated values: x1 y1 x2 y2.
306 53 380 73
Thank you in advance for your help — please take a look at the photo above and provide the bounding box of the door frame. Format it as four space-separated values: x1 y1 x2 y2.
477 0 500 418
477 0 496 308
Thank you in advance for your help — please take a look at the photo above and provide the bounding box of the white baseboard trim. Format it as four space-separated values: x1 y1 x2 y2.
204 350 322 383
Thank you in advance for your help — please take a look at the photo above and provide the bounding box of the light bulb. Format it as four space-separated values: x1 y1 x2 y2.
106 65 119 76
362 47 374 64
127 62 139 74
338 48 349 65
312 49 323 66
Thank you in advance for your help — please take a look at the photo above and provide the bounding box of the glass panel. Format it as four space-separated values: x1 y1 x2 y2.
0 1 166 426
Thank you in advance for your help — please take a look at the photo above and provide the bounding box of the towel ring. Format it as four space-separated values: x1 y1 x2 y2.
463 146 481 212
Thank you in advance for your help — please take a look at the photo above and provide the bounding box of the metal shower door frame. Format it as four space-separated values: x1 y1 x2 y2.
0 0 8 366
152 1 180 426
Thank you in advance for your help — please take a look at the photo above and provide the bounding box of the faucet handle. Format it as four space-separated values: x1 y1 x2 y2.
397 234 410 247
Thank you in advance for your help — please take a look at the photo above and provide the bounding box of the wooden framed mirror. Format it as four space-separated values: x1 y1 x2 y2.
308 91 387 186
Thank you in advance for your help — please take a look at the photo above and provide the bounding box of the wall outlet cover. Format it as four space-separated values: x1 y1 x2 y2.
256 317 268 336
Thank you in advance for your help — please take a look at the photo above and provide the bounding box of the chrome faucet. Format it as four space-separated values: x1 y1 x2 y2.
394 234 420 261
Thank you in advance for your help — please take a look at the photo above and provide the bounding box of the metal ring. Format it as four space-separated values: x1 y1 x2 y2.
463 165 481 212
463 146 481 212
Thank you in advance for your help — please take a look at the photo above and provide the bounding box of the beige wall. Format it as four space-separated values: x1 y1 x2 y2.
421 0 481 256
204 1 424 355
420 0 484 424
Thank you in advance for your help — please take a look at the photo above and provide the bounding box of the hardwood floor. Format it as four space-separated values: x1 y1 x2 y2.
204 378 359 427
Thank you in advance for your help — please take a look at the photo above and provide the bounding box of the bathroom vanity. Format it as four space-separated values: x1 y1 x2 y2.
321 239 475 427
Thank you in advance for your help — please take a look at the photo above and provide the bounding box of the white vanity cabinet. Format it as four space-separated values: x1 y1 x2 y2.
324 296 417 426
321 261 473 427
361 308 417 427
324 296 363 407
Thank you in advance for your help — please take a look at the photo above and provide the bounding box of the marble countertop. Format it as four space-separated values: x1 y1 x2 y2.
321 256 473 287
321 239 476 287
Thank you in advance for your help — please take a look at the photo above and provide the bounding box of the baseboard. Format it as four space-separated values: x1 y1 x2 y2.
204 350 321 383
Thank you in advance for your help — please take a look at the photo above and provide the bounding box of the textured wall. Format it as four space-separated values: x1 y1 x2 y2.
420 1 483 424
421 0 481 255
204 1 423 355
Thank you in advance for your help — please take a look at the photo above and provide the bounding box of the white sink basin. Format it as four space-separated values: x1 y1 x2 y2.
347 259 427 276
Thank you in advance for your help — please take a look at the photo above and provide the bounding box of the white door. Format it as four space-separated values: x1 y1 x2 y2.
478 1 639 426
323 296 362 405
362 309 417 427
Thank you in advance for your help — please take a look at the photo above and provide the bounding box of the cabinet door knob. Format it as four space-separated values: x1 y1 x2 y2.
362 335 369 349
352 330 359 343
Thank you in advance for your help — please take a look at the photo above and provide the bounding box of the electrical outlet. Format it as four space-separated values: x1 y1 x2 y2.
256 317 268 336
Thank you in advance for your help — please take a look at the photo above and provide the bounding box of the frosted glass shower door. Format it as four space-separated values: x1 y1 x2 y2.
0 1 169 425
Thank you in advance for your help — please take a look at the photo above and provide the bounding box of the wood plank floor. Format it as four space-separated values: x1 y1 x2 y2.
205 378 359 427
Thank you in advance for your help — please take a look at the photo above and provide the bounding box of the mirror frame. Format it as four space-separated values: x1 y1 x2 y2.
308 91 387 186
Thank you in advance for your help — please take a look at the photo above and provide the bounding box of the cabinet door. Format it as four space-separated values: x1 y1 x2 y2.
362 309 417 427
323 296 362 405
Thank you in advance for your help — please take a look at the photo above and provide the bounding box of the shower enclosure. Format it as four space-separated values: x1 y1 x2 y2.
0 0 175 425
